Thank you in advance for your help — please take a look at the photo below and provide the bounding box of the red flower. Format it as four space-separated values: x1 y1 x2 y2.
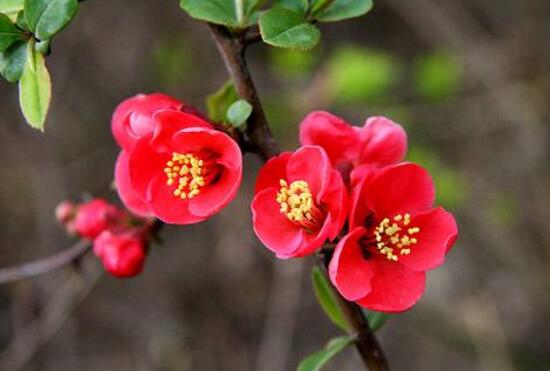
74 199 126 240
112 93 184 151
329 163 457 312
122 111 242 224
299 111 407 179
251 146 348 258
93 230 147 278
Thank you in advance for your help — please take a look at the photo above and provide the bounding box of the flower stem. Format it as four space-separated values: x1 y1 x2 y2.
207 22 390 371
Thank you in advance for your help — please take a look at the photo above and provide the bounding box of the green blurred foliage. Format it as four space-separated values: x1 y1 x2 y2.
152 37 192 88
407 147 466 209
413 51 461 101
486 192 517 227
327 46 398 104
269 47 318 77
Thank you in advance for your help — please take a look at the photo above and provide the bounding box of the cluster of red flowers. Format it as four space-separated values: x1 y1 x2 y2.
252 112 458 312
56 199 150 278
111 94 242 224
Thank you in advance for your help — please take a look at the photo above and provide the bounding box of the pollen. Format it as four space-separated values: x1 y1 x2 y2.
276 179 324 231
373 213 420 261
164 152 206 200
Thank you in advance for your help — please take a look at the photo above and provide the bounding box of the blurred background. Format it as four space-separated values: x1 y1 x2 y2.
0 0 549 370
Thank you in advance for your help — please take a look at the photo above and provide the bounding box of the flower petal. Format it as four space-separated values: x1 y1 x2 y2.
357 259 425 313
254 152 292 194
329 227 374 301
320 169 349 240
365 162 435 217
147 174 205 224
398 207 458 272
151 110 212 151
128 137 168 199
359 116 407 166
286 145 332 202
299 111 360 166
251 188 305 258
114 151 153 217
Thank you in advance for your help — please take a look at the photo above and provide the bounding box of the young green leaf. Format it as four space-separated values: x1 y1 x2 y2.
273 0 308 14
206 80 239 123
315 0 373 22
0 0 24 20
259 7 320 50
180 0 259 28
297 336 353 371
311 266 349 332
24 0 78 40
18 40 51 130
0 13 24 52
366 310 390 332
0 39 26 82
226 99 252 127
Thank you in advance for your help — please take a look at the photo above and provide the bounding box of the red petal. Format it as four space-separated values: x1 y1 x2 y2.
128 137 168 199
147 174 205 224
151 110 212 150
366 162 435 217
320 169 349 240
287 145 332 202
299 111 360 166
251 188 305 258
114 151 153 217
399 207 458 272
358 116 407 166
254 152 292 194
292 213 333 258
357 259 425 313
329 227 374 301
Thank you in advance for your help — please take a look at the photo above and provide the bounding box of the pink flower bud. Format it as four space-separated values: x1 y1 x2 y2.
93 230 147 278
55 200 76 224
74 199 126 240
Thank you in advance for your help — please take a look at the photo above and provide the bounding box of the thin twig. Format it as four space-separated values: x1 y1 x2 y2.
207 22 390 371
0 240 91 284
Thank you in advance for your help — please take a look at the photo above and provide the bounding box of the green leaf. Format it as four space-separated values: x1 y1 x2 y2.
0 13 24 52
0 0 24 20
366 310 390 332
24 0 78 40
273 0 308 14
0 39 26 82
206 80 239 123
259 7 320 50
297 336 353 371
315 0 373 22
311 266 349 331
180 0 259 28
18 40 51 130
226 99 252 127
15 9 29 30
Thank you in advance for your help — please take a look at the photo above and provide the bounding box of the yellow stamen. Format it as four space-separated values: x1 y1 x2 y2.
373 213 420 261
164 152 206 200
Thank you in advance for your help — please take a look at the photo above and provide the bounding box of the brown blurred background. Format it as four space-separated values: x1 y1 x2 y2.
0 0 549 370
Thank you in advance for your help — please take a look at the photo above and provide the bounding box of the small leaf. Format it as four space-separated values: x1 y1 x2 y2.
206 80 239 123
0 0 24 20
0 13 24 52
180 0 259 28
273 0 308 14
311 266 349 331
297 336 353 371
315 0 373 22
259 7 320 50
15 9 29 30
24 0 78 40
226 99 252 127
18 40 51 130
0 39 26 82
366 310 390 332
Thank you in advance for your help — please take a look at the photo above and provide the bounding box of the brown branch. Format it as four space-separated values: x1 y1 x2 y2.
207 23 280 160
207 22 389 371
0 240 91 284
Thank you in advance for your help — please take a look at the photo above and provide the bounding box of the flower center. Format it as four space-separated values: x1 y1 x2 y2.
276 179 323 230
164 152 215 200
373 213 420 261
